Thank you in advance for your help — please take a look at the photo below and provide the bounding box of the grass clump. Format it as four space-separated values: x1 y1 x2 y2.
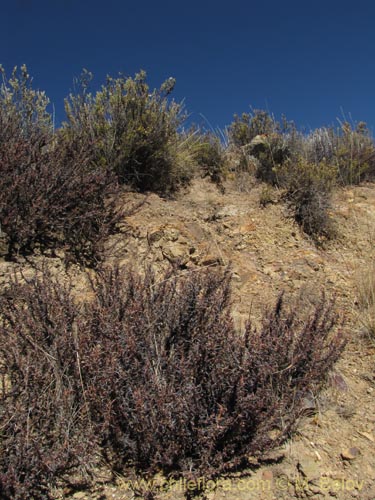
194 130 228 189
0 266 345 499
305 122 375 185
356 262 375 341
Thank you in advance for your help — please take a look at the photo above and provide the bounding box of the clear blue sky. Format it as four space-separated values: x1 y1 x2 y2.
2 0 375 132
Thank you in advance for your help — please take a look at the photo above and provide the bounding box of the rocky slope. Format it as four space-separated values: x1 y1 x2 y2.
1 178 374 500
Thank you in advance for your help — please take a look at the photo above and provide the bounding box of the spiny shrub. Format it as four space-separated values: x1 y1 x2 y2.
63 70 196 195
0 65 122 266
281 159 336 241
0 266 345 499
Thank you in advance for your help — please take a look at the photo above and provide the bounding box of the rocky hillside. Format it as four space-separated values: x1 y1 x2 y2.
1 178 374 500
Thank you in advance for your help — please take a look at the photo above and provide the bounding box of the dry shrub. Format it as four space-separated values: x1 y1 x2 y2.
0 65 123 266
0 272 99 499
0 135 121 266
0 266 346 499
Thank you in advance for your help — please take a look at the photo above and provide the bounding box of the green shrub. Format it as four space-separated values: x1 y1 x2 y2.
63 70 196 195
0 64 52 145
228 110 276 147
251 132 290 184
281 159 336 241
259 184 276 207
228 111 296 185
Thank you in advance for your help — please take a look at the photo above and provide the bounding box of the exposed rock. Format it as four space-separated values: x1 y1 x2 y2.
199 255 224 267
358 431 375 442
341 447 360 461
161 243 189 264
297 457 321 481
262 469 274 481
148 228 164 244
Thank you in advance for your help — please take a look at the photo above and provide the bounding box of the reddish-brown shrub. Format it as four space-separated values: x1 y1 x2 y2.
0 272 99 499
0 266 346 499
0 134 121 266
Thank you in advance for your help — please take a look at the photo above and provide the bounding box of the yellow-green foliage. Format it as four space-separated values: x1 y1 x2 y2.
228 111 297 185
0 64 52 144
228 110 277 147
63 70 196 194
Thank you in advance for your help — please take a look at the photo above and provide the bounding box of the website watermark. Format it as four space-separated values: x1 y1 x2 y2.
117 475 365 494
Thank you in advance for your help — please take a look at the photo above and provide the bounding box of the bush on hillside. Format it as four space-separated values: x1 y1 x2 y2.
0 271 99 499
228 111 296 185
63 70 197 195
334 121 375 185
0 64 52 146
281 159 336 241
0 134 121 266
0 266 346 499
0 65 122 266
228 110 277 147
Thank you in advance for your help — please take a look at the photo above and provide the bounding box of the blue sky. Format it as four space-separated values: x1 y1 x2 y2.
2 0 375 132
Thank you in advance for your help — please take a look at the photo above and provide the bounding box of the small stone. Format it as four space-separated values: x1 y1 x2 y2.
161 243 188 264
165 228 180 242
148 229 164 244
341 447 360 461
262 470 273 481
358 431 374 442
298 457 321 480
